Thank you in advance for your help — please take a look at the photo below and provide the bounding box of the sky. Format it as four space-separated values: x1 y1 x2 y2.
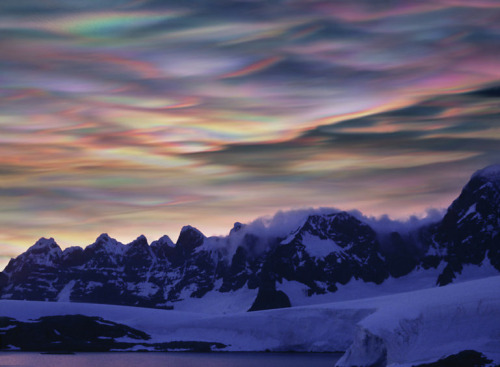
1 0 500 269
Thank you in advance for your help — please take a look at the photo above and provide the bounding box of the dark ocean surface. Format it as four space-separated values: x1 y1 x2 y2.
0 352 342 367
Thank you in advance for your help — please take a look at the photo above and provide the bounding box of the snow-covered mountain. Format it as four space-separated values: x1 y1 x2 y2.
423 165 500 286
1 165 499 312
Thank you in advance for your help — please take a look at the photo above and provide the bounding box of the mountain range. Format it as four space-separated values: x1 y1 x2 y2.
1 165 499 312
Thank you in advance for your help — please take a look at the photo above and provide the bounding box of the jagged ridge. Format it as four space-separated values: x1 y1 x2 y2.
1 165 499 311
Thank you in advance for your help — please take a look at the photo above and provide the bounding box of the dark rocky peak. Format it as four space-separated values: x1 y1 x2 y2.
227 222 275 258
328 212 374 235
87 233 124 253
232 245 248 263
443 165 500 226
238 232 276 258
3 238 63 275
124 235 155 270
472 164 500 181
83 234 125 268
429 165 500 285
61 246 85 267
230 222 245 235
94 233 115 245
125 235 154 258
435 165 500 239
24 237 62 263
300 213 335 236
127 235 149 249
150 235 175 259
331 211 359 223
270 210 388 290
248 262 291 312
279 213 330 242
219 246 248 293
227 245 252 272
27 237 62 255
291 211 375 246
151 235 174 248
176 225 206 252
62 246 83 256
305 211 357 230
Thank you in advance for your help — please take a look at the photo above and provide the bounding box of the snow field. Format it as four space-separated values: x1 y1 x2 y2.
1 275 500 366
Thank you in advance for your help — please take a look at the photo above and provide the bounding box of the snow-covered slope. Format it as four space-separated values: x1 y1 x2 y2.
2 275 500 366
335 275 500 366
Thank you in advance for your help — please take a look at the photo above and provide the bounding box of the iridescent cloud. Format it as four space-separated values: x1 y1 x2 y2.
0 0 499 269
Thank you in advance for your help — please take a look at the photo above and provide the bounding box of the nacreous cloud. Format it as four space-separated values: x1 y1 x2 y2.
0 0 499 267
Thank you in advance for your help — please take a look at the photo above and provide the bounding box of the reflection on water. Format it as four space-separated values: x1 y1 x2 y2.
0 352 341 367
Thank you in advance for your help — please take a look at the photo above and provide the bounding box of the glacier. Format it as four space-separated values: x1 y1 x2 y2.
1 275 499 366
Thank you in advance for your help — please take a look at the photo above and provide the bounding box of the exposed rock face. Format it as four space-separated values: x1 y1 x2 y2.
382 231 421 278
0 165 499 310
247 284 291 312
248 262 291 312
0 315 226 352
2 238 63 300
412 350 493 367
270 212 389 296
422 165 500 285
0 272 8 292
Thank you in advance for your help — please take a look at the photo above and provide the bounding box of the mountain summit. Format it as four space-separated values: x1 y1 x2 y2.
425 164 500 285
1 166 499 311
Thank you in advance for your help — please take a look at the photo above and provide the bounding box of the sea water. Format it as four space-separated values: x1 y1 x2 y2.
0 352 341 367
